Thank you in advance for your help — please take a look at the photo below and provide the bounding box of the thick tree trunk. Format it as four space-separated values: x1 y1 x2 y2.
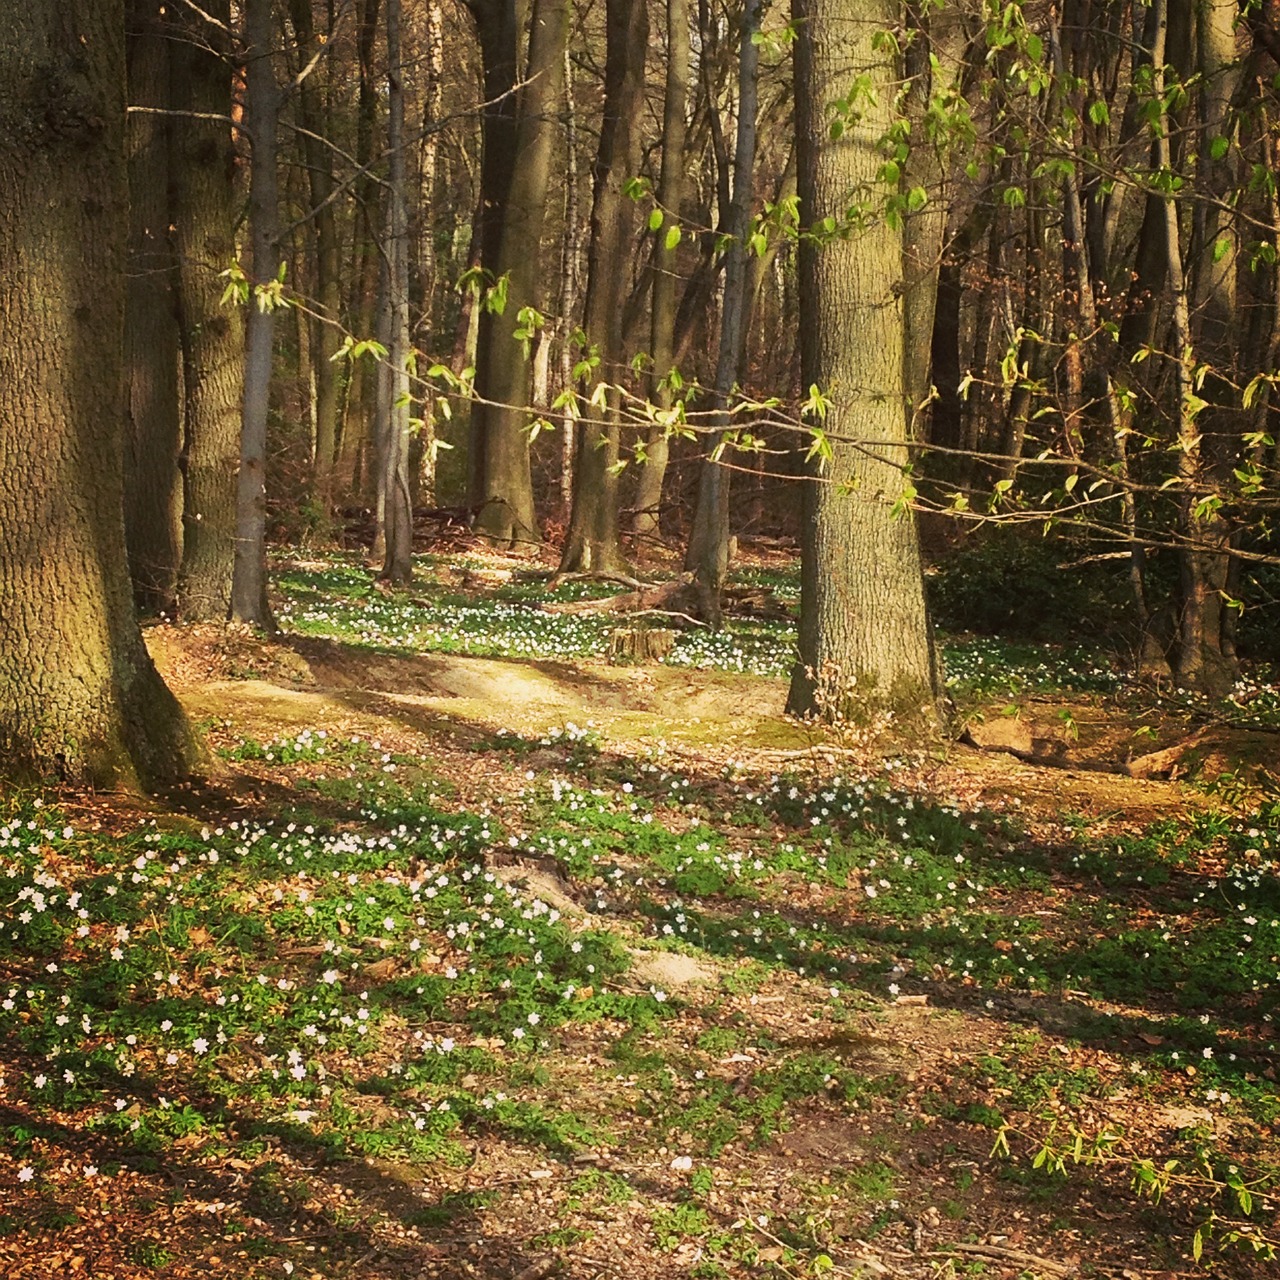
170 0 244 621
632 0 692 540
558 0 649 574
0 0 197 786
124 0 183 615
472 0 569 547
786 0 940 728
231 0 279 628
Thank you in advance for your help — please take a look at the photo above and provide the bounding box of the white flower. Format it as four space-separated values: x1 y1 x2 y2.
17 1166 34 1183
193 1038 209 1055
670 1155 693 1171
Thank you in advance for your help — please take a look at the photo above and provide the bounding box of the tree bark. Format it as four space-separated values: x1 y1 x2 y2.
171 0 244 621
231 0 279 628
558 0 649 574
464 0 520 510
786 0 940 728
0 0 197 786
632 0 692 540
901 0 966 436
288 0 344 515
379 0 414 583
557 43 582 516
124 0 183 615
472 0 569 547
685 0 763 626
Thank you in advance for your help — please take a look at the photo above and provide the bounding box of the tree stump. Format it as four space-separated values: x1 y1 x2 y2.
607 626 676 663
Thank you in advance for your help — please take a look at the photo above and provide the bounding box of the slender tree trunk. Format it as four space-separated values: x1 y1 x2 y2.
786 0 940 728
231 0 279 628
1164 0 1236 692
685 0 762 626
633 0 691 540
0 0 197 787
415 0 445 506
171 0 244 621
339 0 385 500
464 0 520 510
558 44 582 516
558 0 649 574
124 0 183 615
901 0 966 436
288 0 343 515
472 0 569 547
379 0 414 583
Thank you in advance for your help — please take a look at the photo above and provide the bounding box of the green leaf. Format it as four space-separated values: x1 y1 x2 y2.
1209 135 1229 160
647 208 664 232
664 224 682 251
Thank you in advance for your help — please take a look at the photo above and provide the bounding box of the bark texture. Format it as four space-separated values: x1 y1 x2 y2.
632 0 691 539
786 0 940 727
124 0 183 614
685 0 762 626
558 0 649 574
472 0 569 547
0 0 197 786
231 0 279 628
379 0 414 583
171 0 243 621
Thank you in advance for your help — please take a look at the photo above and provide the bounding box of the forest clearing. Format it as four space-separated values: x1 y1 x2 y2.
1 547 1277 1280
4 0 1280 1277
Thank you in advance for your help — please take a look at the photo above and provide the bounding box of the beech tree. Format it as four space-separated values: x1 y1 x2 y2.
0 0 196 786
559 0 650 574
170 0 245 622
786 0 941 725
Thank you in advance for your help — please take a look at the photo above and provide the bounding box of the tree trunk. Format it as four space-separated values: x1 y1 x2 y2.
231 0 279 628
338 0 385 501
379 0 414 583
472 0 569 547
0 0 197 786
786 0 940 728
901 0 966 435
558 0 649 574
557 44 582 516
685 0 762 626
414 0 445 507
1165 0 1236 693
171 0 244 621
288 0 343 516
124 0 183 615
632 0 692 540
464 0 520 511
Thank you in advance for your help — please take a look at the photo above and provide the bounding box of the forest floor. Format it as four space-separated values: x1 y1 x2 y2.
1 547 1278 1280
